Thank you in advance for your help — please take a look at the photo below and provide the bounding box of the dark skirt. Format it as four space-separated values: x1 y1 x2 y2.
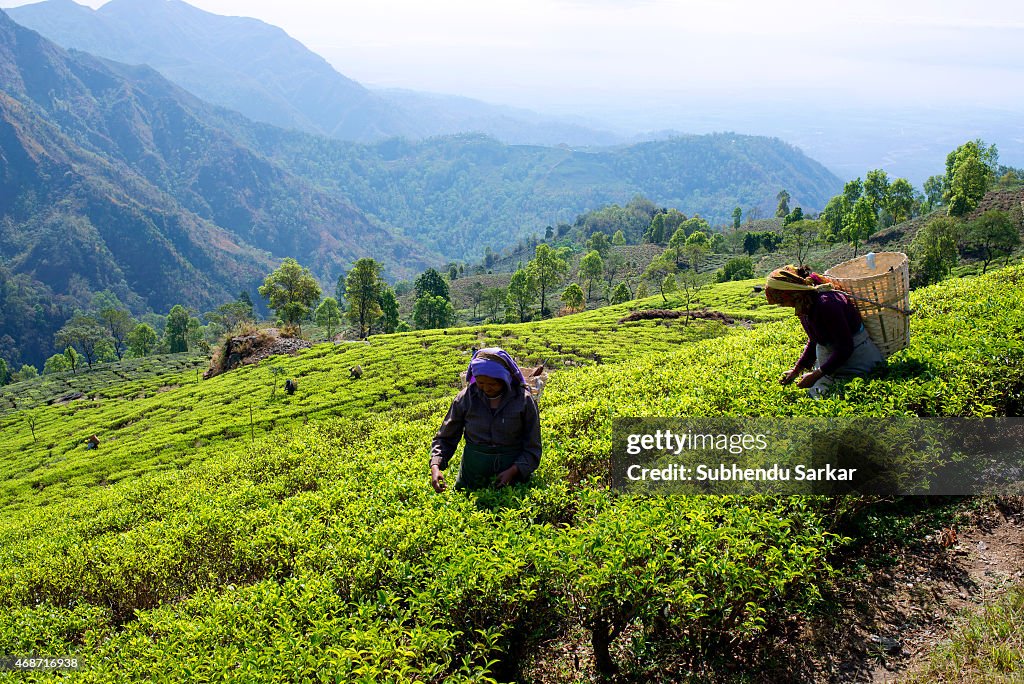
455 442 522 490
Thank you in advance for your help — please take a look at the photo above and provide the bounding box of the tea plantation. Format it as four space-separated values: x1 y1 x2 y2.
0 266 1021 682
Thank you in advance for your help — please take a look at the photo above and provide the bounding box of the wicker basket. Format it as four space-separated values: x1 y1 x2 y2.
824 252 911 359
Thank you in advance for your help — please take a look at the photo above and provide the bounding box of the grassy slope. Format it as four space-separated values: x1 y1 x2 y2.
903 584 1024 683
0 269 1022 682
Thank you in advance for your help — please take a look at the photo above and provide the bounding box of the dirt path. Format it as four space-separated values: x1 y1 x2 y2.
846 500 1024 683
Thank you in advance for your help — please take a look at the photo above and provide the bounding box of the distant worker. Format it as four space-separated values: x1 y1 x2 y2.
85 434 100 450
284 378 297 395
766 265 883 398
430 348 542 492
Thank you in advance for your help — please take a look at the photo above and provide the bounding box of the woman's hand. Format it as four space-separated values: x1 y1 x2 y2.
796 369 824 389
779 367 802 385
430 465 447 493
495 464 520 488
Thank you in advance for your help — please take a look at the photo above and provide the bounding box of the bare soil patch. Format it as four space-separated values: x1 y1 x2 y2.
807 498 1024 683
617 308 736 324
204 328 313 379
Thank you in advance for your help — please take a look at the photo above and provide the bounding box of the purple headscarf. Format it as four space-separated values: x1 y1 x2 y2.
467 347 527 390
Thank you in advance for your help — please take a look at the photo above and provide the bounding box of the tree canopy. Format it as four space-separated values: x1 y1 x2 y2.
345 258 385 339
258 258 322 332
527 243 570 318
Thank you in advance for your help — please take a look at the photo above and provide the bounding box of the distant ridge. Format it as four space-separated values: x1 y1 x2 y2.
9 0 411 140
9 0 624 146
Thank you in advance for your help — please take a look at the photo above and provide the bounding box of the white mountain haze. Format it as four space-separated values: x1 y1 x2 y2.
7 0 628 147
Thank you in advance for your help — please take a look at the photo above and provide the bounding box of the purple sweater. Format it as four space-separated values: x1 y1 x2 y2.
796 291 864 375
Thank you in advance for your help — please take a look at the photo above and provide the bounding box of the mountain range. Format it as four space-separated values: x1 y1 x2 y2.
8 0 628 147
0 4 842 369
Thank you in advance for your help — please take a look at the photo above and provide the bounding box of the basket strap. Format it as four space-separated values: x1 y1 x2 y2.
842 292 914 316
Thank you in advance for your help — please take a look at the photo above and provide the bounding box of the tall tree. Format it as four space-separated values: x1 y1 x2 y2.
97 306 134 360
643 254 678 303
43 354 69 375
863 169 890 215
732 206 742 230
505 269 537 323
611 230 627 246
415 268 450 301
610 281 632 304
843 196 876 257
579 250 603 302
782 219 820 267
258 258 322 333
775 189 791 218
886 177 916 224
964 210 1020 273
379 286 401 334
843 178 863 206
945 139 999 186
238 290 255 314
668 227 688 266
922 175 946 213
587 231 610 257
334 273 347 305
783 207 804 226
680 217 711 237
186 317 207 352
683 231 711 273
677 270 709 320
345 258 384 339
63 346 81 374
413 294 455 330
820 195 850 243
11 364 37 382
527 243 570 317
603 252 626 287
910 217 960 286
127 323 158 357
55 314 110 369
560 283 585 313
314 297 343 339
944 140 995 217
645 213 665 244
210 301 254 334
168 313 189 354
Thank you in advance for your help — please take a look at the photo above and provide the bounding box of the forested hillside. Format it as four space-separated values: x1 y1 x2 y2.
0 10 435 368
250 129 841 258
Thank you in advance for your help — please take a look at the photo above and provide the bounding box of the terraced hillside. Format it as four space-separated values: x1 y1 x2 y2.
0 267 1022 681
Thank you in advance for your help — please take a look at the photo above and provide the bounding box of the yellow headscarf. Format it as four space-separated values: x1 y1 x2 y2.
765 265 833 293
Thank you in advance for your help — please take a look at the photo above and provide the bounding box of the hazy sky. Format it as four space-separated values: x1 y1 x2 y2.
3 0 1023 117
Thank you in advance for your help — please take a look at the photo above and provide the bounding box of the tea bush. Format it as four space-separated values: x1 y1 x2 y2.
0 266 1020 681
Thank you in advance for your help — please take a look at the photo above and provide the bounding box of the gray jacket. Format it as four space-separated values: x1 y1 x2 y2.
430 383 542 477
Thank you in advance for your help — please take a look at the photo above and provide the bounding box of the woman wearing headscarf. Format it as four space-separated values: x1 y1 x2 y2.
765 265 884 398
430 348 542 491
